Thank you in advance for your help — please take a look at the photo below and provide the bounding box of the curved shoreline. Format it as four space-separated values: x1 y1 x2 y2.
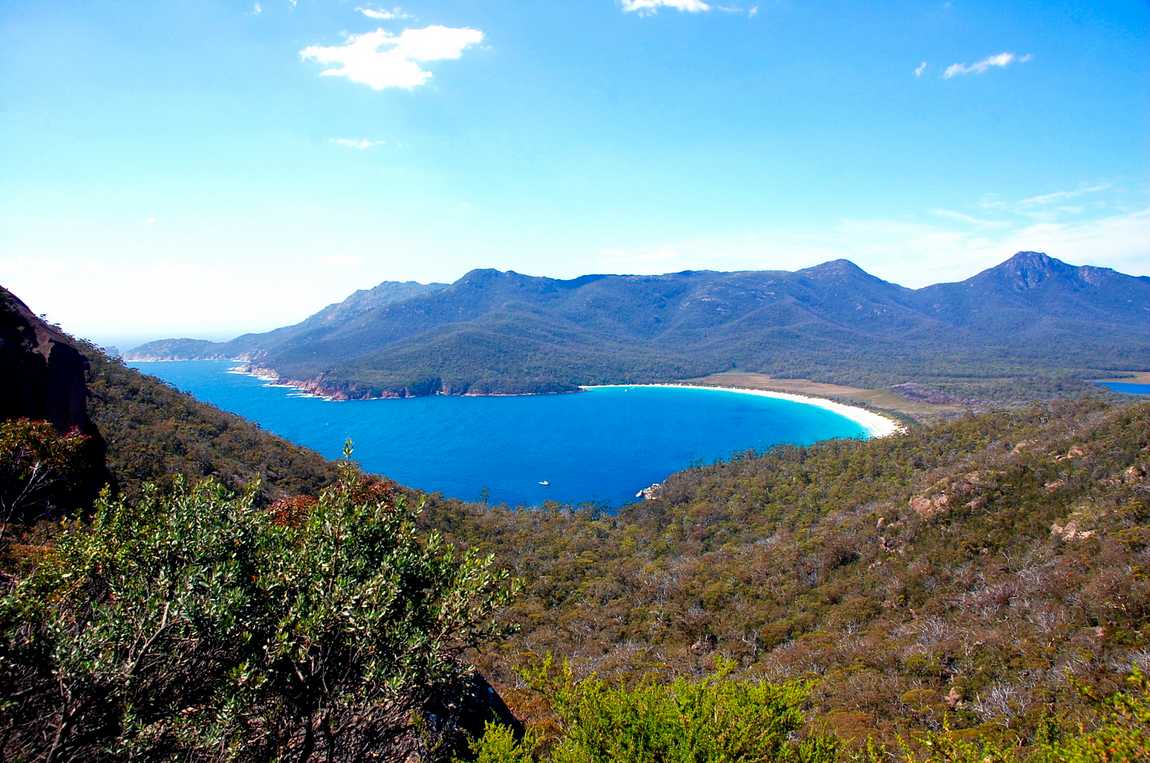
129 361 905 437
581 383 906 439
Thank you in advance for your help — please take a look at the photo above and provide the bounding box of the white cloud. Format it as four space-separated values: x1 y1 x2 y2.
357 6 411 21
331 138 386 150
250 2 262 15
621 0 712 15
943 51 1031 79
914 61 927 78
300 25 484 91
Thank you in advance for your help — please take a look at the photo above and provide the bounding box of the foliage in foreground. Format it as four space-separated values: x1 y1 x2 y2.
467 658 838 762
0 465 514 761
466 665 1150 763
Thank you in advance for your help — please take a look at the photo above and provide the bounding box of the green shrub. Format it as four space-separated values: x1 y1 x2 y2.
468 657 838 762
0 464 514 761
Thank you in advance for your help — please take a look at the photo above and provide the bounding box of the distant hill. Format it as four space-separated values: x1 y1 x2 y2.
128 253 1150 400
129 280 447 361
0 285 338 503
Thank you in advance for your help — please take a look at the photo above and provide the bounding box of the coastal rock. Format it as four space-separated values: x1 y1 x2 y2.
636 482 663 501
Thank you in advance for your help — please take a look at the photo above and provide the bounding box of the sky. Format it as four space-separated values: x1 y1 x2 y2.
2 0 1148 346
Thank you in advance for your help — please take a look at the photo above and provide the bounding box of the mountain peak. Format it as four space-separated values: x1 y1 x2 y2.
800 259 879 281
1004 251 1063 271
985 251 1077 290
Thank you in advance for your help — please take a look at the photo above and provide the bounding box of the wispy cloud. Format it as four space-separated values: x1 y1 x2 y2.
301 25 484 91
943 51 1032 79
250 2 262 15
914 61 927 78
621 0 712 15
929 208 1010 229
588 206 1150 288
1020 183 1111 207
330 138 386 150
357 6 411 21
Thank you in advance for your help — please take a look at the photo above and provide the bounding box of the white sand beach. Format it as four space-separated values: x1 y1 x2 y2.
581 384 906 438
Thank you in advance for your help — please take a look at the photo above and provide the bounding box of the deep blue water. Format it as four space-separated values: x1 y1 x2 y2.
129 360 868 508
1100 382 1150 396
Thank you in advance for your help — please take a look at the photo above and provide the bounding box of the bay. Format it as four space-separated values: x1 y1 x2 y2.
130 360 869 508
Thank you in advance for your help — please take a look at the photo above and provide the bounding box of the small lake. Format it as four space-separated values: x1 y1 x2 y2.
1099 382 1150 396
130 360 869 508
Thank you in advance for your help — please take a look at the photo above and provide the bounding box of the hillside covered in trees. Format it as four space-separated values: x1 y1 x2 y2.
427 398 1150 755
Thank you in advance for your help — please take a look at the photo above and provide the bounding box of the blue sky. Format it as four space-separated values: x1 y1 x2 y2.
2 0 1147 344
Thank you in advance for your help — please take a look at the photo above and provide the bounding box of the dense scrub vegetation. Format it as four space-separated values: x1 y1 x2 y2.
464 665 1150 762
423 400 1150 753
467 658 838 762
83 348 339 500
0 465 515 761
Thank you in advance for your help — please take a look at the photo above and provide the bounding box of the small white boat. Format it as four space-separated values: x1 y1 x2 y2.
538 480 550 487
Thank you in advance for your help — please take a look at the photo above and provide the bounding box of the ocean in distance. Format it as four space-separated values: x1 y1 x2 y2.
130 360 870 508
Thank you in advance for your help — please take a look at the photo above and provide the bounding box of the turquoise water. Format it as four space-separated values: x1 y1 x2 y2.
129 361 868 508
1100 382 1150 396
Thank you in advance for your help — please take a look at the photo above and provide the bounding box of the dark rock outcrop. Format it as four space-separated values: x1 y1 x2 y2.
0 286 111 513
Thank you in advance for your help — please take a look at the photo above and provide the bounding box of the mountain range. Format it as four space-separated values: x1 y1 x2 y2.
128 252 1150 400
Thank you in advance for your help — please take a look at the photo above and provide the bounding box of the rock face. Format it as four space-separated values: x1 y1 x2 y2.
0 286 111 509
909 493 950 519
421 672 523 759
1051 520 1095 542
1 288 94 433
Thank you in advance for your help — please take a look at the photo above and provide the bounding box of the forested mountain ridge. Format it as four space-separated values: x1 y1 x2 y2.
128 252 1150 401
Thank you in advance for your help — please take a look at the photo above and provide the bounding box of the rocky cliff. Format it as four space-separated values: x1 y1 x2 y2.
0 286 111 513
